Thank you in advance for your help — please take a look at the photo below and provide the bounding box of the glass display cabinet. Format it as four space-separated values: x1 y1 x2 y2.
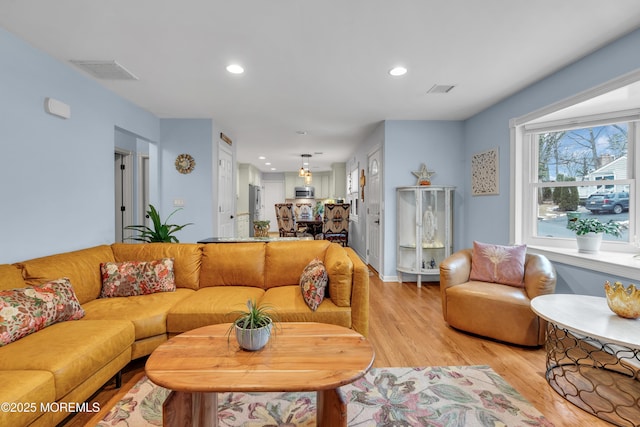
396 186 455 287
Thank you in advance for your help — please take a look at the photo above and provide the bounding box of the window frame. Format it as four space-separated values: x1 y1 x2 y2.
510 72 640 278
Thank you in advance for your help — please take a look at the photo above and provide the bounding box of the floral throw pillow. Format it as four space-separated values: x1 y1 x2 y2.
0 278 85 347
469 241 527 287
300 258 328 311
100 258 175 298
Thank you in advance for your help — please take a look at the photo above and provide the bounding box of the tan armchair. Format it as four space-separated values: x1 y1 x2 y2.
439 248 556 346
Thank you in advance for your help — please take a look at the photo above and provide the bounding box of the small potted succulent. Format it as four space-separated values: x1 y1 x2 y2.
566 217 622 253
227 300 277 351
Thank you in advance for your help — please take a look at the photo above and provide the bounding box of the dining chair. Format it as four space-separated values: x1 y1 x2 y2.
294 203 313 235
274 203 297 237
321 203 350 246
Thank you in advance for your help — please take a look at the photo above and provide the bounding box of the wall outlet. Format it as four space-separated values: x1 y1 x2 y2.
173 199 185 207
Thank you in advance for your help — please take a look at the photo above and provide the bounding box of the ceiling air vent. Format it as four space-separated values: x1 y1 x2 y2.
69 60 138 80
427 84 456 94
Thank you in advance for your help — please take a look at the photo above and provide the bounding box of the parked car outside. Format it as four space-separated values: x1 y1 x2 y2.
586 191 629 214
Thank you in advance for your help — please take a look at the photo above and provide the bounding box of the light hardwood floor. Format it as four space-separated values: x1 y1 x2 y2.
63 270 610 427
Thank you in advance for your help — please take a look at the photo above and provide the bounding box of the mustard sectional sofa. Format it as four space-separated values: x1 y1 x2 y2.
0 240 369 427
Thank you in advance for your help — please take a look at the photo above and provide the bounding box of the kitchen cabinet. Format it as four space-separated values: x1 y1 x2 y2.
396 186 455 287
316 173 330 199
236 213 250 238
331 163 346 199
284 163 346 200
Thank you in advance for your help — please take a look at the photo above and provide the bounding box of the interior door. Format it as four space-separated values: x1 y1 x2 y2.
217 143 234 237
367 148 382 274
114 150 133 242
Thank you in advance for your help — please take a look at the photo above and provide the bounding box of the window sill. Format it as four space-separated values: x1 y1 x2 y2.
528 245 640 279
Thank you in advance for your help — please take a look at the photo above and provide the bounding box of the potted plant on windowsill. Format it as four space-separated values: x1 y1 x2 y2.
566 217 622 253
226 300 278 351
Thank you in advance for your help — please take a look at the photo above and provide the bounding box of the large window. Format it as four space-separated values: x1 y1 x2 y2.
514 112 638 254
533 123 631 243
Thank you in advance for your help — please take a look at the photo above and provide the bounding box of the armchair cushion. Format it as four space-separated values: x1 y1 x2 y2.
469 241 526 287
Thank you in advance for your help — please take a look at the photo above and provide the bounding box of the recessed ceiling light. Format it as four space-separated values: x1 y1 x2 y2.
258 156 266 160
226 64 244 74
389 66 407 77
270 167 276 171
265 162 271 165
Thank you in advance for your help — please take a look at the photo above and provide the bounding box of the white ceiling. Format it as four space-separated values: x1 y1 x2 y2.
2 1 640 173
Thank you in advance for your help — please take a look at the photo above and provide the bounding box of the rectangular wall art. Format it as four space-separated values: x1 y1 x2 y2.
471 147 499 196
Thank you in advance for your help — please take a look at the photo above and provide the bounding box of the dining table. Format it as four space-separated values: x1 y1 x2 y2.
296 216 324 238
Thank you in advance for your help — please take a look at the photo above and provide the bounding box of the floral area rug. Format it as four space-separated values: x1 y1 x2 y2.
95 365 554 427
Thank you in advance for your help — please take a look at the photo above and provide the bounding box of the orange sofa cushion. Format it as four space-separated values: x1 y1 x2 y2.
199 243 266 288
0 264 26 290
264 240 331 289
16 245 115 304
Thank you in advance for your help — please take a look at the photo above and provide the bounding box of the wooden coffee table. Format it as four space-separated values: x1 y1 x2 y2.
145 322 375 427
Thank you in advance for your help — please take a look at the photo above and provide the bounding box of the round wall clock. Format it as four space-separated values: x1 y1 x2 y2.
175 153 195 174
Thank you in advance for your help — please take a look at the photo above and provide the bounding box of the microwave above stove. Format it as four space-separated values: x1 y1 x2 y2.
295 186 315 199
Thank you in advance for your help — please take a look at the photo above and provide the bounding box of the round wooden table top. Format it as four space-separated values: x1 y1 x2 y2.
145 322 375 393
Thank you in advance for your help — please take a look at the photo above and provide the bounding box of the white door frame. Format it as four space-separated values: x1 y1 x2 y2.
217 142 235 237
366 146 383 275
114 148 134 242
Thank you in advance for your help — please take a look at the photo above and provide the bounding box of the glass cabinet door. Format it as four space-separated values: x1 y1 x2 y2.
397 188 418 272
397 186 454 287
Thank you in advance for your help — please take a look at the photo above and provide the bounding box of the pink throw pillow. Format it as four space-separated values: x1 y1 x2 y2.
469 241 526 287
0 278 85 346
100 258 175 298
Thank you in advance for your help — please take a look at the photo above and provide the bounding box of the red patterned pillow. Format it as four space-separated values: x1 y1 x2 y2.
300 258 328 311
469 241 527 287
100 258 175 298
0 278 85 347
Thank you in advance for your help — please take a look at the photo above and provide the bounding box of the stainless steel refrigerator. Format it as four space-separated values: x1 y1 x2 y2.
249 184 261 236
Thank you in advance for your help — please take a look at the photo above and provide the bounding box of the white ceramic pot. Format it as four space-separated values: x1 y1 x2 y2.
576 232 603 254
235 322 272 351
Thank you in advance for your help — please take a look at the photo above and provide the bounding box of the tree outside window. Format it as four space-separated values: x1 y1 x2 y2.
534 123 630 242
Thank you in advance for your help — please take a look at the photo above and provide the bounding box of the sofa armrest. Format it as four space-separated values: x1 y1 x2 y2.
439 248 473 319
439 249 472 289
344 247 369 337
523 253 557 299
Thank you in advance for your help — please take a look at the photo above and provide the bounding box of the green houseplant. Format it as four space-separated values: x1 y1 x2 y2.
252 220 270 238
227 299 277 351
125 204 193 243
567 217 621 253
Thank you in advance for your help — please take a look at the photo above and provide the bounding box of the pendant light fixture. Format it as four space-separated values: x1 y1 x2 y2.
299 154 312 183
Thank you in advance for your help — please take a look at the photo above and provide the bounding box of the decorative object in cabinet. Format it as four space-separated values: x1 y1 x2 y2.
396 186 454 287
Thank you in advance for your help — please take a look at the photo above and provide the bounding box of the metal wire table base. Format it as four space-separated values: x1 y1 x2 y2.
544 324 640 427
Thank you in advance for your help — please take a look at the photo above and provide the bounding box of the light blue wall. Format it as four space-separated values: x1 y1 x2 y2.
382 120 465 278
0 27 159 263
462 28 640 293
158 119 216 243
